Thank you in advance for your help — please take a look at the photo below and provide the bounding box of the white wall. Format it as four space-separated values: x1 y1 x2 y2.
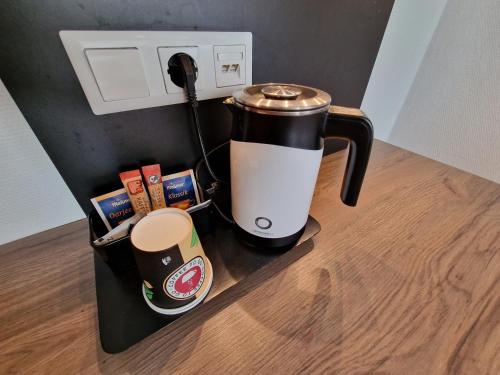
0 79 84 245
362 0 448 141
362 0 500 183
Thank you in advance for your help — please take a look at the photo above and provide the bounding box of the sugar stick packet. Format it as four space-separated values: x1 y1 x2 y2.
119 169 152 214
90 188 135 231
141 164 167 210
162 169 201 210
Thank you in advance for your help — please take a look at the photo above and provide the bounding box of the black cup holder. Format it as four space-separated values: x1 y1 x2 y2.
88 201 216 273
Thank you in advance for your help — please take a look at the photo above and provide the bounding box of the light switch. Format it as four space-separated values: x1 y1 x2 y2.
214 45 245 87
85 48 150 102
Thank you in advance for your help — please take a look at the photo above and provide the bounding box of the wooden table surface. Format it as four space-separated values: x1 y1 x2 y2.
1 141 499 374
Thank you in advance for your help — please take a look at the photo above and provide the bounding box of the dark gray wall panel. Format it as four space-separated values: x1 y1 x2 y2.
0 0 394 213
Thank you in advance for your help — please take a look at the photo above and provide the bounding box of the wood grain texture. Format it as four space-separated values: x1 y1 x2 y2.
0 141 498 374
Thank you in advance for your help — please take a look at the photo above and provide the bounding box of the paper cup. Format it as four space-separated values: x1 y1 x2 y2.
131 208 213 315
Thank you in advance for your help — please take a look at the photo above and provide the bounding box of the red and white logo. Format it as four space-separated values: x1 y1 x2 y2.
127 180 144 195
164 257 205 300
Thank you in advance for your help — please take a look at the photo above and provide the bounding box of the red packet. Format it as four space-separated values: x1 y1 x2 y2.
119 170 151 214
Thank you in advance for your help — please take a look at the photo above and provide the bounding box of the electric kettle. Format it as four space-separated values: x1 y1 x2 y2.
223 83 373 248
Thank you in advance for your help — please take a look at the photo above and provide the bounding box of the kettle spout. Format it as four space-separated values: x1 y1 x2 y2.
223 97 235 114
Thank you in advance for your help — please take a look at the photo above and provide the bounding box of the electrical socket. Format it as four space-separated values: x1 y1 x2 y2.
158 46 203 94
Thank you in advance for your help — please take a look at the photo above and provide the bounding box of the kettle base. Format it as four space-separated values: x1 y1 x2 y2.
234 224 306 251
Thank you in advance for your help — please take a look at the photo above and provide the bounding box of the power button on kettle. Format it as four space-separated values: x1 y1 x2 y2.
255 217 272 230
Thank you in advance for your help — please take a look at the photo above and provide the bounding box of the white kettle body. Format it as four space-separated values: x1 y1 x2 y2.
231 140 323 242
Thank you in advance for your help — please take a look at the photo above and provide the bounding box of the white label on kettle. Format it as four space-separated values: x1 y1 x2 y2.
230 140 323 238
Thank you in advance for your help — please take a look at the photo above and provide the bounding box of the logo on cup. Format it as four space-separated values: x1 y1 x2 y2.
162 256 172 266
164 257 206 300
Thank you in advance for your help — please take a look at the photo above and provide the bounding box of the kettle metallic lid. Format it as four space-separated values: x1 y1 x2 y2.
232 83 331 113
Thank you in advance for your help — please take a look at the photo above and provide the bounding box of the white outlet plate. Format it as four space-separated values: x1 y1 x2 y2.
59 31 252 115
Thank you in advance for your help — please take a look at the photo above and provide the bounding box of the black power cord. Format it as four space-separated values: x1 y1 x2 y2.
169 53 222 184
168 53 234 224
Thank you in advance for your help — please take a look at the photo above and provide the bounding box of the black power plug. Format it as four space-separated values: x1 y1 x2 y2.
167 53 198 105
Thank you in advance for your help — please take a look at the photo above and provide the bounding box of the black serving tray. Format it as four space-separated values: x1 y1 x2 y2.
91 209 320 353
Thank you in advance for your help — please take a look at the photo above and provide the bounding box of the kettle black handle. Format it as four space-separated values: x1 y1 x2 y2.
325 105 373 206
